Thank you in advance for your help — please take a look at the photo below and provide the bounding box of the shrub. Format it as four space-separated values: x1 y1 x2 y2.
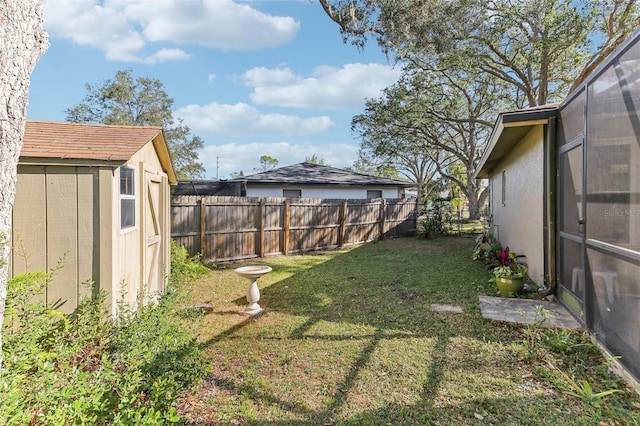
417 198 454 238
1 244 210 425
169 239 211 287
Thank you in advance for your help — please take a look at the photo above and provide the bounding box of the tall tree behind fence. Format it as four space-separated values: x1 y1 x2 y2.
171 196 417 261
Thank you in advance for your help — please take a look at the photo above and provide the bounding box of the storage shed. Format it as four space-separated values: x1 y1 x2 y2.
10 120 177 315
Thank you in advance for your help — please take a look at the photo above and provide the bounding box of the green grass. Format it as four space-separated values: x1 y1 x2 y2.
177 236 640 425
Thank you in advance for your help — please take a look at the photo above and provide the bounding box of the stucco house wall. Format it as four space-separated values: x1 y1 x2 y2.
246 186 402 199
488 125 545 285
233 162 412 200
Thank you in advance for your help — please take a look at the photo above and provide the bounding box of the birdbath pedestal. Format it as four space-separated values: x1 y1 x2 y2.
234 265 272 316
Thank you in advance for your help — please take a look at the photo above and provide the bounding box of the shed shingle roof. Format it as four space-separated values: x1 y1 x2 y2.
21 120 164 161
236 162 412 187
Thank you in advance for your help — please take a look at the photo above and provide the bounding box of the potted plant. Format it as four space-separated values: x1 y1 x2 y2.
472 233 500 260
488 247 528 296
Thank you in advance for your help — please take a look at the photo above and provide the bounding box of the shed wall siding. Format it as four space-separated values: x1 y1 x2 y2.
115 161 143 310
490 126 545 284
11 165 105 314
136 141 165 172
98 167 115 312
11 166 47 306
114 142 170 311
246 186 401 199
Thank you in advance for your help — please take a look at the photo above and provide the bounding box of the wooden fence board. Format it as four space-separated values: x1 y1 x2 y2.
171 195 417 261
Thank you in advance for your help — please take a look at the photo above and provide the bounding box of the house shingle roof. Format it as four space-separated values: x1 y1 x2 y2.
236 162 412 187
21 120 164 161
20 120 177 184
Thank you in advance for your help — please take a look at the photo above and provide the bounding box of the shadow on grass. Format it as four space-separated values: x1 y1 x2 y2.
183 237 553 425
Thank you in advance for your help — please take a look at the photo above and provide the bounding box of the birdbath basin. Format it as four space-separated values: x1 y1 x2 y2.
234 265 272 315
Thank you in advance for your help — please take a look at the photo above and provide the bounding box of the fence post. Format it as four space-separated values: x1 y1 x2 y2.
169 195 421 262
412 199 418 233
339 200 348 247
199 196 207 257
258 199 265 257
283 199 290 255
379 199 387 240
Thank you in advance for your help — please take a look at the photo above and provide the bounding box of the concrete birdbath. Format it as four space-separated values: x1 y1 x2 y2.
234 265 272 316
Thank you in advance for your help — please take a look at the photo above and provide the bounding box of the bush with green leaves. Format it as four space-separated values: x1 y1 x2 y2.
417 197 454 238
1 242 210 425
169 239 211 287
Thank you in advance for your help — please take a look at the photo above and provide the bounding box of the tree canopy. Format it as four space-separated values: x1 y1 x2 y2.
66 69 206 180
353 66 499 217
321 0 639 107
321 0 640 218
304 154 329 166
254 155 279 172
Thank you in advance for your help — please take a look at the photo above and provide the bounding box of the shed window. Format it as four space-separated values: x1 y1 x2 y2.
367 190 382 199
120 167 135 229
283 189 301 198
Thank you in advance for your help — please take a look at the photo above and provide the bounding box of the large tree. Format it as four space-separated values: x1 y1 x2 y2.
352 97 440 208
66 69 206 179
320 0 639 107
254 155 279 172
322 0 639 217
304 154 329 166
347 157 403 181
353 66 502 218
0 0 49 369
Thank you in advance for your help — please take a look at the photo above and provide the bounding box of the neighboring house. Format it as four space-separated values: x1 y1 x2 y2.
173 179 246 196
231 162 412 199
10 120 177 315
475 30 640 384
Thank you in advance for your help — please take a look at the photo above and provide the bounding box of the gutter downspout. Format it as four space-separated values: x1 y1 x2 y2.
539 118 557 297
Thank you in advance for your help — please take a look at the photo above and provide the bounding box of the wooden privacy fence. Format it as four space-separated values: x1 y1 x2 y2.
171 196 418 261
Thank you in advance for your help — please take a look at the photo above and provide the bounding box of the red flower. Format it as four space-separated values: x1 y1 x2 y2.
497 247 510 265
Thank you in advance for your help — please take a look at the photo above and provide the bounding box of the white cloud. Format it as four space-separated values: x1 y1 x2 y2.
200 141 359 179
242 67 299 87
243 63 402 110
175 102 334 137
207 73 217 83
126 0 299 50
44 0 146 62
44 0 299 62
142 48 191 64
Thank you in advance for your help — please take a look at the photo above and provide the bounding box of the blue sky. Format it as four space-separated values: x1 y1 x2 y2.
27 0 402 179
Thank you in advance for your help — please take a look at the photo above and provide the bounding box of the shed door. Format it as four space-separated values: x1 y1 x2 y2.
144 171 164 296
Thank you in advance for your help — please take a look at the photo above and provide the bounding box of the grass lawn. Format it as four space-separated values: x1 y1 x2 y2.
177 236 640 425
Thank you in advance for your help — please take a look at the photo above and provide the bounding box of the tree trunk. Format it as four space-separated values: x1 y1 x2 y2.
0 0 48 369
467 195 481 221
466 179 484 220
